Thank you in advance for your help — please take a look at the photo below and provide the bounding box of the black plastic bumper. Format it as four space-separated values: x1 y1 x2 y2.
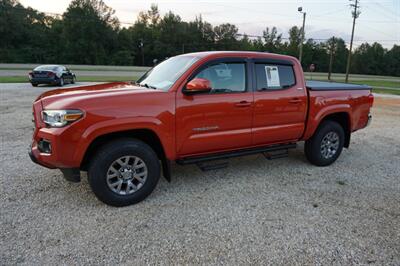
60 168 81 183
28 148 49 168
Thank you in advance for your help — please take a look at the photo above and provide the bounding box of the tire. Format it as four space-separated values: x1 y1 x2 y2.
59 77 64 86
71 76 76 84
31 83 38 87
88 138 161 207
304 121 345 166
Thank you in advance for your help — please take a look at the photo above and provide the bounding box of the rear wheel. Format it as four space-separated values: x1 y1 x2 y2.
31 83 38 87
88 139 161 207
305 121 345 166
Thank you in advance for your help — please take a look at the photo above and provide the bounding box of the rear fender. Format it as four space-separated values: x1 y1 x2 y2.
303 104 351 141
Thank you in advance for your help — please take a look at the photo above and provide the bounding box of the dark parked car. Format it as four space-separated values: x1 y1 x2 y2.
29 65 76 87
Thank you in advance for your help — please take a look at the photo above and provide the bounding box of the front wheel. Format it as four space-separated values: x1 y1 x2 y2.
304 121 345 166
59 77 64 86
88 139 161 207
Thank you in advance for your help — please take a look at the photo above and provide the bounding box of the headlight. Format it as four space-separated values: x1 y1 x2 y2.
42 110 83 127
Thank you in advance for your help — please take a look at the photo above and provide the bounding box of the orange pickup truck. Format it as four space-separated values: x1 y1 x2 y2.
29 51 373 206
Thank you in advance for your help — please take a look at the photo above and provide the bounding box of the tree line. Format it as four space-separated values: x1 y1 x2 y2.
0 0 399 76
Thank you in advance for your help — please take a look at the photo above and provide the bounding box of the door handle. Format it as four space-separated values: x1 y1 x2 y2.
288 98 302 104
235 101 252 107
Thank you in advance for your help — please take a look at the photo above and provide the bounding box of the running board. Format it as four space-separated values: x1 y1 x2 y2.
263 149 289 160
196 161 229 171
176 143 296 165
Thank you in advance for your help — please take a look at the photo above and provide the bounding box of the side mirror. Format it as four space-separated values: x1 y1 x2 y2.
184 78 212 95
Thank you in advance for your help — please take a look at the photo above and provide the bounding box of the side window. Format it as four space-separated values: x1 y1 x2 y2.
194 62 246 93
255 64 295 90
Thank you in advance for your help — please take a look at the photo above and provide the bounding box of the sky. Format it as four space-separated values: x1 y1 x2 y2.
20 0 400 48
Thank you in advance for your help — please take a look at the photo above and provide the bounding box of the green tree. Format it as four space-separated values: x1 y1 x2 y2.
60 0 119 64
263 27 282 53
284 26 301 57
0 0 53 62
352 42 386 75
214 23 239 50
384 45 400 76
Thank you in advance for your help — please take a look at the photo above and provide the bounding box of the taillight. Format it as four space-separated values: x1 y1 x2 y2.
368 93 374 106
47 72 55 77
29 72 33 77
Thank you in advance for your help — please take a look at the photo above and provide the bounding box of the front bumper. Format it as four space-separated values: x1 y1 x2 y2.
29 145 81 182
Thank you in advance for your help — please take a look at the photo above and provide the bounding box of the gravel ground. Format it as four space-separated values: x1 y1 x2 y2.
1 84 399 265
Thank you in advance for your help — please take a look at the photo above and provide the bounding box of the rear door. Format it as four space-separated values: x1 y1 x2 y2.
252 59 307 145
175 58 254 156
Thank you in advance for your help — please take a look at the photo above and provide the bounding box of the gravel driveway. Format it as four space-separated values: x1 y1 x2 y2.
1 84 399 264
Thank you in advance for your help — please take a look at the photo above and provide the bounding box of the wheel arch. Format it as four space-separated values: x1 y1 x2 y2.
80 129 171 181
319 112 351 148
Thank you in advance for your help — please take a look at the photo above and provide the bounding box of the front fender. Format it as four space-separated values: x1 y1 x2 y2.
73 116 175 164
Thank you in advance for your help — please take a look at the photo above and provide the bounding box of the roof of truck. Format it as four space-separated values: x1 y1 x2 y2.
181 51 297 61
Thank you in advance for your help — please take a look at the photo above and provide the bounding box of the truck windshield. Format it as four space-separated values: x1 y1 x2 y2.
137 56 200 91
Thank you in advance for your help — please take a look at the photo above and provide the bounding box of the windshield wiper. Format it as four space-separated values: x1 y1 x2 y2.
135 82 157 90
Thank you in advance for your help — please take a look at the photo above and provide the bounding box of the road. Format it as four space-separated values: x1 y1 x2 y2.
0 69 145 77
0 83 399 264
0 82 102 90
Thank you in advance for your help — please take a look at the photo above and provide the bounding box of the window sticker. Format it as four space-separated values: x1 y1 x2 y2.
265 66 280 87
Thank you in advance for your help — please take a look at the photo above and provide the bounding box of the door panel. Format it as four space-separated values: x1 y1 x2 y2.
176 61 253 157
252 63 307 145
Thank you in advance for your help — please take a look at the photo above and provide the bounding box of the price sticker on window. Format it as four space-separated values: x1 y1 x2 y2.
265 66 280 87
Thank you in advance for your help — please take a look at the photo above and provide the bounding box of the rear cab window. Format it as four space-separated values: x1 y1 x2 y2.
255 64 296 91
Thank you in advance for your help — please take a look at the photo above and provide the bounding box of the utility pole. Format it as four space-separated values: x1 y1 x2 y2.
345 0 361 83
298 7 307 65
328 37 336 81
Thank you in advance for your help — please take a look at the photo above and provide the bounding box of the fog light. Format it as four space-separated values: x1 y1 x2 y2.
38 139 52 154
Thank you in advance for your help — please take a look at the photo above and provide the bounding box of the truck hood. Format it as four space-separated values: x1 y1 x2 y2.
36 82 162 109
36 82 150 101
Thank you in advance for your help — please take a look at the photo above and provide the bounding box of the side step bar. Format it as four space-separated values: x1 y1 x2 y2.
176 143 297 165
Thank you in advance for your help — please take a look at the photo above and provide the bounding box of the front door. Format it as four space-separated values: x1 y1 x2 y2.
176 59 254 157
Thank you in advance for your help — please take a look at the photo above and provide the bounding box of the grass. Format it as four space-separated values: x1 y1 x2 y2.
309 78 399 89
372 88 400 96
304 72 399 80
0 76 138 83
350 80 399 89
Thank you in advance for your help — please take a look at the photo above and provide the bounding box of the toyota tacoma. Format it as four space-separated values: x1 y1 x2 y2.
29 52 373 206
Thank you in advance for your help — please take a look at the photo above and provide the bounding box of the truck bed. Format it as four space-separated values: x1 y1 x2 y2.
306 80 371 91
